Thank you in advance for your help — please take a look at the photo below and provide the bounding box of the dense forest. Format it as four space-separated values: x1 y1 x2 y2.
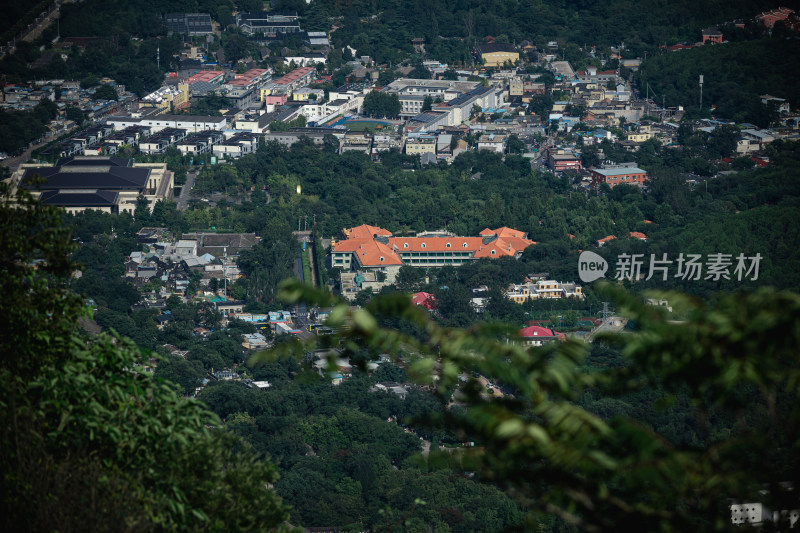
0 98 58 155
636 39 800 123
296 0 788 63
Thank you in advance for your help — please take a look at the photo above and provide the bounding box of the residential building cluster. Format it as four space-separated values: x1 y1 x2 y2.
125 228 256 297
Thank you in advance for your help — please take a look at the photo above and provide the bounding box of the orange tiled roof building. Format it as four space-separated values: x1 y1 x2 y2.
332 224 535 282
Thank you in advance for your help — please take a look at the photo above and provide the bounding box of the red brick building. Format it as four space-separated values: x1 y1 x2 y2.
701 27 723 44
591 166 648 189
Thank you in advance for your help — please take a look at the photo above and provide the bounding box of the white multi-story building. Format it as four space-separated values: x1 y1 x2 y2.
107 114 227 134
506 280 583 303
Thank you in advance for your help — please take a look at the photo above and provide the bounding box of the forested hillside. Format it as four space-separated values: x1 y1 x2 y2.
636 39 800 124
304 0 786 63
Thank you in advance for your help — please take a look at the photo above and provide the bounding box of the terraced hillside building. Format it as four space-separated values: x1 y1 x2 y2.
8 156 172 215
331 224 535 283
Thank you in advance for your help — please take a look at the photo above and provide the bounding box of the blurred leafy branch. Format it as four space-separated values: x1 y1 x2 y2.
260 279 800 532
0 182 292 532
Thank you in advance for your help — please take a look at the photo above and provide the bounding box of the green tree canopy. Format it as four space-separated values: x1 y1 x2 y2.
272 279 800 531
0 184 290 531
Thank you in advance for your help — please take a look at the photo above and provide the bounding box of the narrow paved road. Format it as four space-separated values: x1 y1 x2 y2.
1 126 75 172
176 171 196 211
1 1 62 60
585 316 628 343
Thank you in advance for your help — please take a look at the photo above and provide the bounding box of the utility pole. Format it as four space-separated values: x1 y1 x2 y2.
157 46 160 71
601 302 610 322
699 74 704 111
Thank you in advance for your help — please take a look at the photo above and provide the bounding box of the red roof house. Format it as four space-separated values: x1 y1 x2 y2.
411 292 436 310
519 325 564 346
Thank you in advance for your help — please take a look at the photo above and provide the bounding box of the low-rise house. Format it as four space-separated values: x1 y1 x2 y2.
761 94 791 115
739 129 777 152
701 27 723 44
245 379 272 390
212 370 240 381
242 333 270 350
371 133 403 159
236 112 274 134
596 235 616 247
372 382 409 399
139 128 188 154
477 133 506 153
340 132 373 154
411 292 437 310
546 148 582 172
519 325 565 347
213 132 259 159
405 135 436 155
340 270 390 301
264 127 343 147
236 10 300 38
182 232 259 258
283 53 327 67
165 13 213 36
291 87 325 102
176 130 225 155
214 300 245 317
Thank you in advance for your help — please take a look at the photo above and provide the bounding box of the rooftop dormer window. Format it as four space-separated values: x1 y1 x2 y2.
421 243 426 248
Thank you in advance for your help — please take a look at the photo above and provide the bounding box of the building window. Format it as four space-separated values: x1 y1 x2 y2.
446 243 451 248
403 243 409 248
421 243 426 248
380 257 384 262
462 243 468 248
491 250 496 255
